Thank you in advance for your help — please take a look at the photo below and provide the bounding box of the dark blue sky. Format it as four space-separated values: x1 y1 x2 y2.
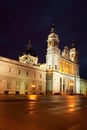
0 0 87 79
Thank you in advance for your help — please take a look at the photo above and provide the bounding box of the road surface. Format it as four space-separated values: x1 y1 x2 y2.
0 94 87 130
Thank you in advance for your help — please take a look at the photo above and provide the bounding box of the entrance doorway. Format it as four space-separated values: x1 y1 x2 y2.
69 80 74 94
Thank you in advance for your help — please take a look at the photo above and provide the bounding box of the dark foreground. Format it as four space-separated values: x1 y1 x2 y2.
0 94 87 130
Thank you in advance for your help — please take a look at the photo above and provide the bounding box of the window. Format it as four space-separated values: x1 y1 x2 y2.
7 83 11 89
25 86 28 90
27 72 28 76
55 65 57 69
40 74 42 78
71 54 74 58
34 73 36 77
9 68 11 73
63 79 65 92
49 65 51 69
39 85 42 91
19 70 20 74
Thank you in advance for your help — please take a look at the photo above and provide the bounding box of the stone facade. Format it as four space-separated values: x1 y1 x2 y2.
46 25 80 94
0 57 46 94
0 25 81 95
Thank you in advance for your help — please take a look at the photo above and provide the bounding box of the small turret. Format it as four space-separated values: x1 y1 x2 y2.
62 45 69 59
70 40 78 63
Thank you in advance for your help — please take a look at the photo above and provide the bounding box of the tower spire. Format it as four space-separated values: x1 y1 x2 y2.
50 23 55 33
71 39 76 48
27 40 32 51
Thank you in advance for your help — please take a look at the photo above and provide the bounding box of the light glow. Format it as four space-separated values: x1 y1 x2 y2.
27 95 38 100
67 96 76 113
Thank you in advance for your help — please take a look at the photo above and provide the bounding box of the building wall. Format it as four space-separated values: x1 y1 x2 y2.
80 78 87 95
0 56 46 94
52 70 77 94
0 27 85 95
0 56 87 95
45 26 81 95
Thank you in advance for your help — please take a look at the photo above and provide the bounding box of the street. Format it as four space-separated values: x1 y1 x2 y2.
0 94 87 130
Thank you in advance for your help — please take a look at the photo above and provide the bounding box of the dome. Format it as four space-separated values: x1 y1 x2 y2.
25 49 37 57
20 40 37 57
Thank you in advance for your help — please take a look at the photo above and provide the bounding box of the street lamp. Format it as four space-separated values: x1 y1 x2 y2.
31 84 35 88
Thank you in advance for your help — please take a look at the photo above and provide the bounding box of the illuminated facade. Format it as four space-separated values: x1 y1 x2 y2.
46 25 80 94
0 25 81 95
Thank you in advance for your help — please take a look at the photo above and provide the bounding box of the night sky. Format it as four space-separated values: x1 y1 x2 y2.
0 0 87 79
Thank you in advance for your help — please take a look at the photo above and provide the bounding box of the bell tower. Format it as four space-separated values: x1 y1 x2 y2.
46 23 60 70
47 24 59 48
46 24 60 94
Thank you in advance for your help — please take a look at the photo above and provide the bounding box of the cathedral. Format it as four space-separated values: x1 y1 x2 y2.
0 25 81 95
